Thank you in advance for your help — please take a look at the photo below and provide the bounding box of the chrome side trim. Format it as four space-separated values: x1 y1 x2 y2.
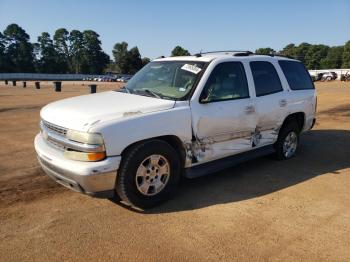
40 122 104 152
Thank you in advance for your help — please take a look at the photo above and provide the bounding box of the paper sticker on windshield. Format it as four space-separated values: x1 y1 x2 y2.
181 64 202 74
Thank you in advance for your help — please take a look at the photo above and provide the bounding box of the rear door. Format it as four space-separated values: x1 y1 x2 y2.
249 61 288 146
278 60 316 131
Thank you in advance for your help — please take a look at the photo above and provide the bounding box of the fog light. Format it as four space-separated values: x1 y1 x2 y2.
64 151 106 162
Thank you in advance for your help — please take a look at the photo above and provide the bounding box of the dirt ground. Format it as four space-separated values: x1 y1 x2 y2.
0 80 349 261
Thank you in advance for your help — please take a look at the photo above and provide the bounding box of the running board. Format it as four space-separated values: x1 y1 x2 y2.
184 145 275 179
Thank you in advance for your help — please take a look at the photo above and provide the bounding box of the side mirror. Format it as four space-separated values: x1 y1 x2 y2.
199 91 209 104
199 90 209 104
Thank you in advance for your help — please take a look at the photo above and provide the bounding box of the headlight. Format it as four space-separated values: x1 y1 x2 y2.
66 130 104 144
65 130 106 162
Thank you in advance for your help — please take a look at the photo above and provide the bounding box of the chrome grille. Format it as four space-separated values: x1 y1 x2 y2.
47 136 66 150
42 120 67 136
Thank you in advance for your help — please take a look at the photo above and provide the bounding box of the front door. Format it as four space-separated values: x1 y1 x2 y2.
190 61 257 163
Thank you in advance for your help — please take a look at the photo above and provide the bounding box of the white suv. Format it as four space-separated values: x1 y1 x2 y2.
34 51 316 208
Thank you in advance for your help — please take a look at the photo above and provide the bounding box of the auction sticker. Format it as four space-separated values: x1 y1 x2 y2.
181 64 202 74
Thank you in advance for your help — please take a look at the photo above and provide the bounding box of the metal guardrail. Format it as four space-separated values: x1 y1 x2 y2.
0 73 134 81
0 73 91 81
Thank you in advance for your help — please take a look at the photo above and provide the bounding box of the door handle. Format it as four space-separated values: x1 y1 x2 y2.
244 105 255 114
279 99 287 107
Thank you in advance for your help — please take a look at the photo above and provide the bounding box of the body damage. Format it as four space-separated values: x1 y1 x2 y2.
184 124 281 166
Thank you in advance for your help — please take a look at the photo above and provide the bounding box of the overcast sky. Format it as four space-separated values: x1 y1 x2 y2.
0 0 349 59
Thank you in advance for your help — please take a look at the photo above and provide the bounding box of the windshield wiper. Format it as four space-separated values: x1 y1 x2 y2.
133 89 163 99
132 89 176 100
116 86 132 94
143 89 162 99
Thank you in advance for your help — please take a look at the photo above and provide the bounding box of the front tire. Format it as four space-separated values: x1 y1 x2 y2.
274 122 299 160
116 140 181 209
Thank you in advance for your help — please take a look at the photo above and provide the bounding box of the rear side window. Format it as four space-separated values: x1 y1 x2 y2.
278 60 314 90
250 61 283 97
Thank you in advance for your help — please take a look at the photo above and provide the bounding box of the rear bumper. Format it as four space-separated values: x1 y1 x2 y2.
303 116 316 132
310 118 316 130
34 134 121 198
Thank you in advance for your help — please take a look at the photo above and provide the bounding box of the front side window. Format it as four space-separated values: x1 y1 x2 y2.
250 61 283 97
200 62 249 103
278 60 314 90
124 61 206 100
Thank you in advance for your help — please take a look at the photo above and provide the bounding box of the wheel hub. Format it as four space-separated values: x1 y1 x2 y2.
135 154 170 196
283 131 297 158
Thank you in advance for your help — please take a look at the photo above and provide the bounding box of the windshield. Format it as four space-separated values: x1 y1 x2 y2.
125 61 206 100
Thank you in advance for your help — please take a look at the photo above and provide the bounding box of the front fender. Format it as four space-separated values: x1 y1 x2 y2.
90 106 192 156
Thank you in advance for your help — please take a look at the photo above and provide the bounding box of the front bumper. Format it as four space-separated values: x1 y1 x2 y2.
34 134 121 198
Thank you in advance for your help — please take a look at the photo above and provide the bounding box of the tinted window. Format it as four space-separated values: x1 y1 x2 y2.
250 61 283 97
279 60 314 90
201 62 249 102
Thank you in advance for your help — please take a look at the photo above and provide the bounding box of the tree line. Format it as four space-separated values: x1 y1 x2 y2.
0 23 349 74
0 24 110 74
255 41 350 69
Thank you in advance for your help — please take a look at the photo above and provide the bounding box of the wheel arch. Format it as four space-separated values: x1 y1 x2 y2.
120 135 187 168
280 112 305 134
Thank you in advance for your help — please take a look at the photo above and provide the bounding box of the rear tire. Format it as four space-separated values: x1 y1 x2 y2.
274 122 300 160
116 140 181 209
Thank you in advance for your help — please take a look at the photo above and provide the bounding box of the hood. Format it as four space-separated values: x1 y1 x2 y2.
40 91 175 131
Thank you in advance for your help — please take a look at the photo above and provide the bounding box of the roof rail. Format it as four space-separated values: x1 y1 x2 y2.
274 54 294 59
195 50 253 57
233 51 254 56
261 53 294 59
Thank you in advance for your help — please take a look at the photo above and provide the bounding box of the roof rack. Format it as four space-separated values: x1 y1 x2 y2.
274 54 294 59
233 51 254 56
261 53 294 59
194 50 253 57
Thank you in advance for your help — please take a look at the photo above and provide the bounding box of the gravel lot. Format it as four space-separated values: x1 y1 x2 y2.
0 80 350 261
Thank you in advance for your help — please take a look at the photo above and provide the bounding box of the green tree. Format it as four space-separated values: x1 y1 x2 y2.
112 42 144 74
3 24 35 72
294 42 311 64
342 41 350 68
69 30 84 73
113 41 129 73
0 32 10 72
142 57 151 67
37 32 62 73
126 47 143 74
304 44 329 69
81 30 109 74
53 28 70 72
171 46 190 56
255 47 275 55
280 43 297 58
321 46 344 69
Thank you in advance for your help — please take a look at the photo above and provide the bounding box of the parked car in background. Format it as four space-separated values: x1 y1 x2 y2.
116 76 124 82
342 71 350 81
312 72 324 82
121 76 132 83
321 71 337 81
